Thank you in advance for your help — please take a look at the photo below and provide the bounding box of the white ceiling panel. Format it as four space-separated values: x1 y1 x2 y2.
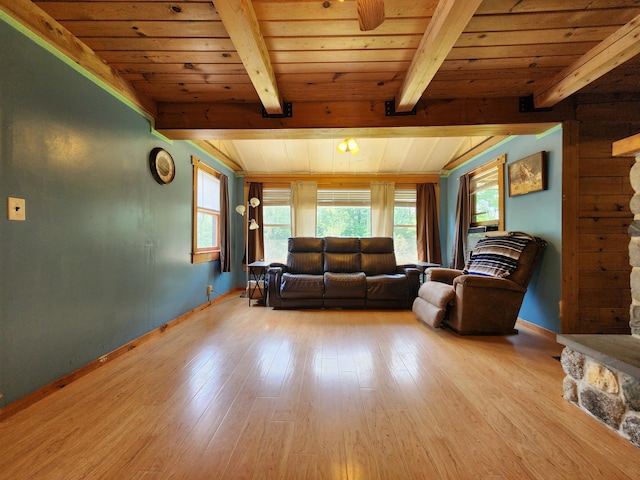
218 135 494 176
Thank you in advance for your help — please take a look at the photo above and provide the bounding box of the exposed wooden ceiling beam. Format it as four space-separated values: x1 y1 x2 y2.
356 0 385 32
0 0 156 117
156 98 567 140
394 0 483 113
534 13 640 109
213 0 282 115
613 133 640 157
243 173 441 186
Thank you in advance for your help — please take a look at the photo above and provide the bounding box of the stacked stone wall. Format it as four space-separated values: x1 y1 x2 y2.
561 348 640 447
629 154 640 337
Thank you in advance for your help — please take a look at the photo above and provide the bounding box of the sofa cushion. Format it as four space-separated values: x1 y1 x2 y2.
289 237 324 252
280 273 324 299
286 237 324 274
324 272 366 298
324 253 360 272
323 237 361 272
360 237 394 253
360 237 397 275
324 236 359 253
463 236 530 278
288 252 324 275
361 253 397 276
366 274 408 300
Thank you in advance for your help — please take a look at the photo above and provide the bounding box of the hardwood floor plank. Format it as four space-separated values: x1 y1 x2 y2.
1 296 639 479
251 420 295 480
282 453 319 479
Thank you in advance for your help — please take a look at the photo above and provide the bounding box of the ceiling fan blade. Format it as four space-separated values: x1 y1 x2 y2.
356 0 385 31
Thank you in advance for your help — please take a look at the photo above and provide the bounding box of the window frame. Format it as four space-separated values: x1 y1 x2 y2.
468 154 506 230
262 188 292 262
393 188 418 263
191 156 221 264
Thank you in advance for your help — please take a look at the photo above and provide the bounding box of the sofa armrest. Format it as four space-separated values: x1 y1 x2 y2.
269 262 287 270
453 274 526 293
267 266 284 306
426 268 463 285
396 265 419 275
396 265 421 301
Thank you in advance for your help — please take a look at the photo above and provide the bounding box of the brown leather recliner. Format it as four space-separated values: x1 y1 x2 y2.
413 233 546 335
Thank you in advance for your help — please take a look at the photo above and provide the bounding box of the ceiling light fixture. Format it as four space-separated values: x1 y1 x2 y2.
337 138 360 154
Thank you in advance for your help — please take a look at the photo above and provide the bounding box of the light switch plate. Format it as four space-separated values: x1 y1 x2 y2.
7 197 26 221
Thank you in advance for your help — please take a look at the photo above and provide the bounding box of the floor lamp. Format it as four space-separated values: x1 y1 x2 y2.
235 197 260 303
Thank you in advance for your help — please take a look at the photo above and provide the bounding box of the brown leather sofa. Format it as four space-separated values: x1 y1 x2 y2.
267 236 420 309
412 233 546 334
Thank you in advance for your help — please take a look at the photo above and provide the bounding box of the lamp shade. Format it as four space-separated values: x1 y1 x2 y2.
249 197 260 208
235 205 246 215
249 218 259 230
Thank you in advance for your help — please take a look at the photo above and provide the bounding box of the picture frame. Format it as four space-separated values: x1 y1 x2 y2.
507 151 547 197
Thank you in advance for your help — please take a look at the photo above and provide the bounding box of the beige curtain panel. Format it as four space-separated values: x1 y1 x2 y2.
291 180 318 237
371 181 395 237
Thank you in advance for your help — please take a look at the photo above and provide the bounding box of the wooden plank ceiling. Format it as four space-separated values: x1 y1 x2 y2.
7 0 640 174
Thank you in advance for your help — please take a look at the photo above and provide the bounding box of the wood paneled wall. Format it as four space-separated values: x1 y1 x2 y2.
563 94 640 334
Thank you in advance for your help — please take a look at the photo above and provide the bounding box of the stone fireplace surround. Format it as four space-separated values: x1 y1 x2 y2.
557 133 640 448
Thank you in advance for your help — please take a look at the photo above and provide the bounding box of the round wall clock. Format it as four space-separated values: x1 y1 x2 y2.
149 147 176 185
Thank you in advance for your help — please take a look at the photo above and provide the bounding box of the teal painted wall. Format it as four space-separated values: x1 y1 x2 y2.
0 21 243 407
441 128 563 332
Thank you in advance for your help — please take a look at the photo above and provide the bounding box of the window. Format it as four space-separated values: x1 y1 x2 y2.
261 183 424 263
317 188 371 237
394 189 417 262
469 154 505 229
192 156 221 263
262 188 291 262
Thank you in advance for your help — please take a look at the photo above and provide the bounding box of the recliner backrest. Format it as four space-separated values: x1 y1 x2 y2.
360 237 398 276
287 237 324 274
506 237 546 287
323 237 361 272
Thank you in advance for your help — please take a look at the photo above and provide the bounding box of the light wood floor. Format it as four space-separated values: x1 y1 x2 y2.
1 295 638 479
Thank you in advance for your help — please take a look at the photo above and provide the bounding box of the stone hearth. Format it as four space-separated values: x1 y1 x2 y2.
557 335 640 447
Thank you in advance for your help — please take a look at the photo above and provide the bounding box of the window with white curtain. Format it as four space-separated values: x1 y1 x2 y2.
262 185 421 262
394 189 417 262
262 188 291 262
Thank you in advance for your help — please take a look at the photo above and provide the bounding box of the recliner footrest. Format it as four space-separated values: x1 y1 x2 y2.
412 281 455 328
418 281 455 308
413 297 446 328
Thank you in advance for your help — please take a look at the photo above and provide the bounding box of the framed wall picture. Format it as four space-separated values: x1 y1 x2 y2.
507 151 547 196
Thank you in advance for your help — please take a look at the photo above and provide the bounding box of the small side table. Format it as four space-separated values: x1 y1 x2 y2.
247 261 270 306
414 261 440 284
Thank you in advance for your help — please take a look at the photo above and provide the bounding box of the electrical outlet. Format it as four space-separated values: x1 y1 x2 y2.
206 285 213 296
7 197 26 221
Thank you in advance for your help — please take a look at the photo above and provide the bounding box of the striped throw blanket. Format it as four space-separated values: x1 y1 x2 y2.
463 236 530 278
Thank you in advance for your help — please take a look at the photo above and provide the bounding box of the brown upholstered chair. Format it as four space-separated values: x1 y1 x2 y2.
412 233 546 335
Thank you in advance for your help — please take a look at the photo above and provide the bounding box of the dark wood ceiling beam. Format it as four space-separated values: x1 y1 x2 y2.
213 0 282 115
534 13 640 108
155 97 570 140
394 0 483 113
